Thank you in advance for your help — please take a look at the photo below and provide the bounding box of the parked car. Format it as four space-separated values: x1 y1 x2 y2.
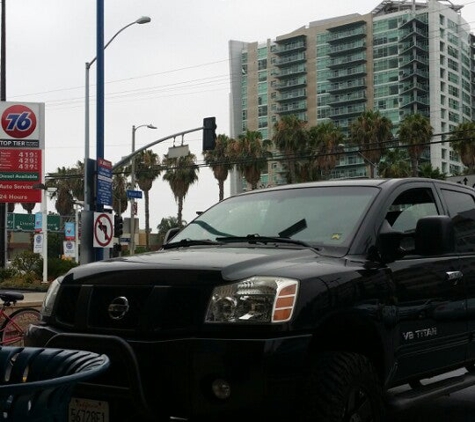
26 178 475 421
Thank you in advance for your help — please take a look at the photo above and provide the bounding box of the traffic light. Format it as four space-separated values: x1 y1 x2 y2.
203 117 216 151
114 215 123 238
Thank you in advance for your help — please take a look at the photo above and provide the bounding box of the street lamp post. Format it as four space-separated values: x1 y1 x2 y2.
81 16 151 265
130 124 156 255
33 184 56 283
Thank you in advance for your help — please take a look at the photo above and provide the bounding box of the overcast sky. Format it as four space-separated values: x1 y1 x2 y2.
7 0 475 230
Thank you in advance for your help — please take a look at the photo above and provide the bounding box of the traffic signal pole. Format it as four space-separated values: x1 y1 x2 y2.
79 120 216 265
112 125 207 171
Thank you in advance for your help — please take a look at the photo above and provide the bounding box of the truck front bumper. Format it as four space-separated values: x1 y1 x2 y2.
26 323 312 421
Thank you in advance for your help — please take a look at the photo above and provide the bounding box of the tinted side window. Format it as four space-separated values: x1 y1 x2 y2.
441 189 475 253
385 188 439 233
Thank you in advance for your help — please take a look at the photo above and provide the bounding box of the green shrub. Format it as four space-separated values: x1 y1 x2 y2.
134 246 150 254
0 267 17 282
47 258 78 279
11 251 42 276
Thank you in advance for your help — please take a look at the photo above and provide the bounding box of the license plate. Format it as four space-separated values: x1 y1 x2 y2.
69 397 109 422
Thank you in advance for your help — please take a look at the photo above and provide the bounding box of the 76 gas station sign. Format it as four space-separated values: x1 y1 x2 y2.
0 102 45 203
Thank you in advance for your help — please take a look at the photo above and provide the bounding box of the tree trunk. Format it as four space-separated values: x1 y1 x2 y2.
411 157 418 177
178 196 184 226
219 180 224 202
145 189 150 250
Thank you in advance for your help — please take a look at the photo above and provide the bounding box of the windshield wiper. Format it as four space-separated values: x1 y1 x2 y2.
216 234 314 248
188 220 233 237
278 218 307 238
162 238 222 250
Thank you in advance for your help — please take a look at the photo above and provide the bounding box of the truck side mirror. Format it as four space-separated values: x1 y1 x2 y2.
415 215 455 255
378 220 404 263
163 227 181 244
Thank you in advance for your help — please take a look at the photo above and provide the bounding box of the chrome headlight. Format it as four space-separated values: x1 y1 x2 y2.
205 276 299 324
41 276 63 317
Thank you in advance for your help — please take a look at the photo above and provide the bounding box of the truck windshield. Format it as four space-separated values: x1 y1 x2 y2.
171 186 378 251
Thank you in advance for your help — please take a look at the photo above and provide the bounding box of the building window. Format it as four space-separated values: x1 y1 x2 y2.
449 98 459 110
448 72 459 84
448 85 459 97
448 58 458 71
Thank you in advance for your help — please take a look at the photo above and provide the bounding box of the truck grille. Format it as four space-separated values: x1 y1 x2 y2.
55 284 210 336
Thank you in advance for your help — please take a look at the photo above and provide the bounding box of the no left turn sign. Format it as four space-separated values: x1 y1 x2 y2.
93 212 113 248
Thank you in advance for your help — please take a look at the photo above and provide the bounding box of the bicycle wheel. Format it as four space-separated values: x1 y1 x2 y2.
1 307 40 346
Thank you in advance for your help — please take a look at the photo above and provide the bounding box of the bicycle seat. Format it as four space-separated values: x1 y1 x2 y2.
0 291 24 303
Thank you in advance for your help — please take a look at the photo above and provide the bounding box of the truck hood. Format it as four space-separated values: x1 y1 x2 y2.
67 246 348 283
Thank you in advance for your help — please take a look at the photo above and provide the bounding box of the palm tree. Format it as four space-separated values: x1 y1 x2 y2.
308 122 345 180
112 168 128 216
46 163 84 218
163 152 199 227
419 163 446 180
21 202 36 214
398 113 433 177
228 130 272 190
203 134 234 201
134 150 161 250
449 121 475 173
157 216 187 244
47 167 74 218
378 149 411 178
68 161 85 202
273 115 308 184
349 110 393 178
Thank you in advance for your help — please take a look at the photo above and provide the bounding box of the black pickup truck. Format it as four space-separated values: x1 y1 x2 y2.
26 178 475 421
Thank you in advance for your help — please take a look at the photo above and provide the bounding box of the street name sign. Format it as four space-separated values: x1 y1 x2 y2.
126 189 142 199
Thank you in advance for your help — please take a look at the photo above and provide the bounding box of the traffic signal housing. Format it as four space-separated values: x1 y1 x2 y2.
203 117 216 151
114 215 123 238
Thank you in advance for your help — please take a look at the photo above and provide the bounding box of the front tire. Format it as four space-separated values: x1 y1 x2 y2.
299 351 384 422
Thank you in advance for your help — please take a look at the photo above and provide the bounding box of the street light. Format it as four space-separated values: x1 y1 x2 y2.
32 183 56 283
130 124 157 255
81 16 151 264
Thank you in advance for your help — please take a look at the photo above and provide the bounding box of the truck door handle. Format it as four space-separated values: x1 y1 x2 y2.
446 271 463 285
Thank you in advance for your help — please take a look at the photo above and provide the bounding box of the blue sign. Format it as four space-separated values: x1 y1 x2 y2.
97 158 113 206
126 190 142 199
64 222 75 240
34 212 42 231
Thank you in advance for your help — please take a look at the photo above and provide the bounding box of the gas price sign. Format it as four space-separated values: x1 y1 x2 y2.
0 102 45 203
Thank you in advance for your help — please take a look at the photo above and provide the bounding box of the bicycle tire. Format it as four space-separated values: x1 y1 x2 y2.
1 307 40 347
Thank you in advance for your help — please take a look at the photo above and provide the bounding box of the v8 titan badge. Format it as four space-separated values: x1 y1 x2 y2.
1 104 37 139
93 212 113 248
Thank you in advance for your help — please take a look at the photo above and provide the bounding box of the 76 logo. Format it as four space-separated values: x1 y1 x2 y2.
1 104 37 138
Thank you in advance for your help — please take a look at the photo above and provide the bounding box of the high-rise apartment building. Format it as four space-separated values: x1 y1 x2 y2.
229 0 474 191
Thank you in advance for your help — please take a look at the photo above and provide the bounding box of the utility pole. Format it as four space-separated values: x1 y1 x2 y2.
0 0 7 268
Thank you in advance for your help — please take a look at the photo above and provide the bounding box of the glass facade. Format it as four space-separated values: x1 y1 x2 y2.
229 0 475 191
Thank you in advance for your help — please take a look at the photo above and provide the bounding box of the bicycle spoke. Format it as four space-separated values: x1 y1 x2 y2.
2 308 40 347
